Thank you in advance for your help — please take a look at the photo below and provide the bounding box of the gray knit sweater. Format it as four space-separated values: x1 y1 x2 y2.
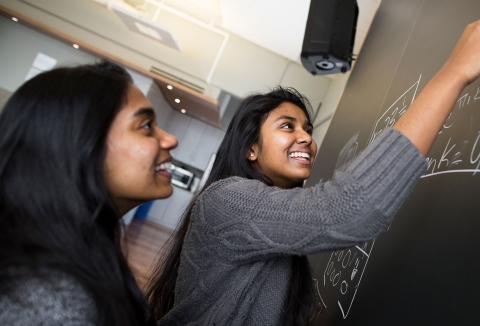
0 269 97 325
159 129 426 326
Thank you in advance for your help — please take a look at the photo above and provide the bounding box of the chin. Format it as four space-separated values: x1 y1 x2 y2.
293 173 310 181
160 186 174 199
146 186 174 201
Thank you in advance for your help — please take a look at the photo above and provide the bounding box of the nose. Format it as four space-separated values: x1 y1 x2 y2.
296 129 313 145
157 128 178 150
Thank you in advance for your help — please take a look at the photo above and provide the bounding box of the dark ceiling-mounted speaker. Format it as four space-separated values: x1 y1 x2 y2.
301 0 359 75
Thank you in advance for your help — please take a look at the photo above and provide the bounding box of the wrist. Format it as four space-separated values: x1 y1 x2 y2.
434 65 469 92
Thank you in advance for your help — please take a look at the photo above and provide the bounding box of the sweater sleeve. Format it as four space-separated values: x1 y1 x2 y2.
0 271 97 326
199 128 426 262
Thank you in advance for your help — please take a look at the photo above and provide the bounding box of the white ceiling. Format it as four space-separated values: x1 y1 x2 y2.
220 0 311 61
209 0 380 61
105 0 381 62
2 0 381 100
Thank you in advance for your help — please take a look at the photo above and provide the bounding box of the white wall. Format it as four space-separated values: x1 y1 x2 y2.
212 32 289 97
312 73 351 149
0 87 10 112
280 61 331 112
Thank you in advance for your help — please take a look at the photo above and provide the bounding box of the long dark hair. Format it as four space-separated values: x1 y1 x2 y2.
0 62 153 325
146 87 317 325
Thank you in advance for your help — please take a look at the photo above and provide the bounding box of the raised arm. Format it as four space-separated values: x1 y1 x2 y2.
200 128 425 262
394 20 480 155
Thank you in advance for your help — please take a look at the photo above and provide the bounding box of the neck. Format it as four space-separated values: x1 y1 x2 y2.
114 199 140 217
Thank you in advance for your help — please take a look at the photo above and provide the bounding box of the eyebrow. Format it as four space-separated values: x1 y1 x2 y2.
133 107 156 119
275 115 296 122
275 115 313 128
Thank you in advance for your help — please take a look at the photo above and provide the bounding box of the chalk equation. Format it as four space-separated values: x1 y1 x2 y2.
316 78 422 318
335 134 360 170
312 134 365 318
369 74 422 144
369 76 480 178
316 78 480 320
422 86 480 178
318 77 423 320
320 241 375 319
440 87 480 133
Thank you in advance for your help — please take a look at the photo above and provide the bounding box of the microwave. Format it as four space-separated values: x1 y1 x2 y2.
170 164 195 190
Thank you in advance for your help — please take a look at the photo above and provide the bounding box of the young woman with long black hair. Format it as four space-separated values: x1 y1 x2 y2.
0 61 177 325
147 21 480 325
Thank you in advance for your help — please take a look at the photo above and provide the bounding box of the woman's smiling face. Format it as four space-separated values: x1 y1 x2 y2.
104 84 178 214
249 102 317 188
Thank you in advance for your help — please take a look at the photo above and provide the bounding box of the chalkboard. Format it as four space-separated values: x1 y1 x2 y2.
305 0 480 325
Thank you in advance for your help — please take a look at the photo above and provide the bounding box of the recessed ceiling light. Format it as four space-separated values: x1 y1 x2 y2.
180 109 187 114
166 84 173 90
11 17 18 22
174 98 181 104
72 43 80 49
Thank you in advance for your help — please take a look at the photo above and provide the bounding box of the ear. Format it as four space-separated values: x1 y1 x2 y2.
247 144 259 162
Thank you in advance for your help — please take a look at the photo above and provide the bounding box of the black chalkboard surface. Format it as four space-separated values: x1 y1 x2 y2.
305 0 480 324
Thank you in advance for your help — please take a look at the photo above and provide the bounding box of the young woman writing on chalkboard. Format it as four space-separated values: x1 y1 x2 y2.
147 21 480 325
0 62 178 325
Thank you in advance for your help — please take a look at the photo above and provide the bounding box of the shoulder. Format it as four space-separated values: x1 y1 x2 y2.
0 268 97 325
201 176 268 197
198 176 274 210
193 177 266 224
